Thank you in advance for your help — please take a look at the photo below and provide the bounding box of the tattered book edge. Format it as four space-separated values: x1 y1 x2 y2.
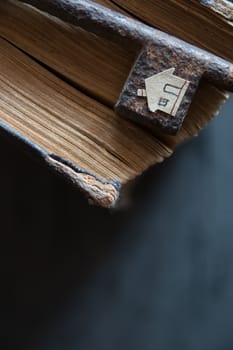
199 0 233 22
0 120 120 208
46 155 120 208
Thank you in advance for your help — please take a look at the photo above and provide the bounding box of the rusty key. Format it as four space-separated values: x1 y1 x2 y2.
17 0 233 134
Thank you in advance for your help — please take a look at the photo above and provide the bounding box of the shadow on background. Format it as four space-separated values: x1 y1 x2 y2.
1 97 233 350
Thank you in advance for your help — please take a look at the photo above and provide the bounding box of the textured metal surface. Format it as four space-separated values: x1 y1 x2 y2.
116 45 203 133
17 0 233 134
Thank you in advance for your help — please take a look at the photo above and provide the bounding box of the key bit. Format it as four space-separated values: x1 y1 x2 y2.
17 0 233 134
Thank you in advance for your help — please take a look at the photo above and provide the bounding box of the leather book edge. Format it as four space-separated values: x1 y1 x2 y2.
0 121 120 208
199 0 233 22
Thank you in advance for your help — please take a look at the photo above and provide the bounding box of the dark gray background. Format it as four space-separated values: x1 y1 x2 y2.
1 96 233 349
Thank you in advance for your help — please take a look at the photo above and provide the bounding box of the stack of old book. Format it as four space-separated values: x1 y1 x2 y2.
0 0 232 207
